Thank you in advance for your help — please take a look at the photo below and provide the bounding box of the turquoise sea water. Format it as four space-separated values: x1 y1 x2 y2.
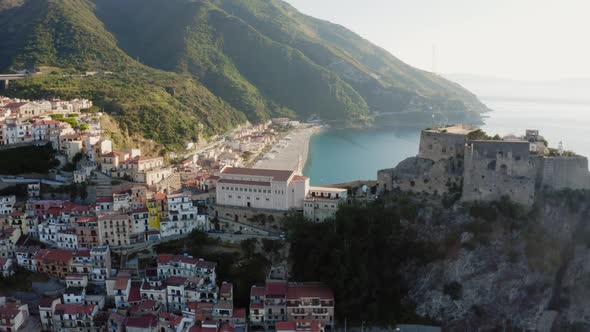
303 98 590 185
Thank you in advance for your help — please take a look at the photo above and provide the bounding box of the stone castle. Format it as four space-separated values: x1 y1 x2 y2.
378 124 590 206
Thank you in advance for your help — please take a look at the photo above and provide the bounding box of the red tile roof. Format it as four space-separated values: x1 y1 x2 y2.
154 193 167 200
114 277 130 290
95 197 113 203
46 207 63 215
3 102 28 109
220 167 294 182
132 208 149 214
276 321 297 332
38 297 60 308
129 300 158 314
125 314 158 328
265 281 288 298
128 286 141 302
233 308 246 319
250 302 263 309
166 276 187 287
75 216 97 223
220 282 233 296
250 285 265 297
286 283 334 300
0 258 10 267
73 250 91 258
0 304 22 320
54 303 95 315
35 249 74 262
71 205 91 213
220 323 236 332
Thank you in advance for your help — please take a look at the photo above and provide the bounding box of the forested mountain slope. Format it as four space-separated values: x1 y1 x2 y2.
0 0 487 148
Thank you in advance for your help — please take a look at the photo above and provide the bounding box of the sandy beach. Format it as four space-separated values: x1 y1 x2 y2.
255 125 322 172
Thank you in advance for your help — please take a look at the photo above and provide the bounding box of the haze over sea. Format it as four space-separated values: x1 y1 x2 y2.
304 98 590 185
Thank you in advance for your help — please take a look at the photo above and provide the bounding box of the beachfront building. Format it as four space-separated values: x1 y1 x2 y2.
303 187 348 223
215 167 309 211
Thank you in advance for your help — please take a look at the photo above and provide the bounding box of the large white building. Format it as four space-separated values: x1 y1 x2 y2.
216 167 309 211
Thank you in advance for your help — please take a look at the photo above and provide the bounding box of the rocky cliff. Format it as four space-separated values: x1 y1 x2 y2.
401 191 590 330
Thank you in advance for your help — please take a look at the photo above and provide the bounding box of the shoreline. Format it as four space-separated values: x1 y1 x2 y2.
254 124 322 173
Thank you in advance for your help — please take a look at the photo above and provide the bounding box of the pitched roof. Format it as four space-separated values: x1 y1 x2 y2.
132 207 149 214
114 277 130 290
38 297 60 308
250 285 265 297
286 283 334 300
95 197 113 203
233 308 246 319
35 249 74 262
220 282 233 296
125 314 158 328
157 254 217 269
0 304 22 320
0 258 10 267
128 286 141 302
166 276 187 286
220 167 294 182
54 303 95 315
276 321 297 332
265 281 288 297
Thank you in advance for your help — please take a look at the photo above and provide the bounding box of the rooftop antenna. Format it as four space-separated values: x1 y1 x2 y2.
558 141 564 155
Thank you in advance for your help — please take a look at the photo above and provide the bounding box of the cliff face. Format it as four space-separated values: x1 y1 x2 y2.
401 191 590 330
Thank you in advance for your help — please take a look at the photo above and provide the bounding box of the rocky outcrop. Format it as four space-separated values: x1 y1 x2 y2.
400 192 589 330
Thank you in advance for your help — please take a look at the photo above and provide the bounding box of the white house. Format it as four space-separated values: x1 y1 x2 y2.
0 258 14 277
0 196 16 215
303 187 348 223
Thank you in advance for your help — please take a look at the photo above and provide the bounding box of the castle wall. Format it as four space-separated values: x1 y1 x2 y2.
538 156 590 190
462 141 536 206
379 156 463 195
418 130 468 162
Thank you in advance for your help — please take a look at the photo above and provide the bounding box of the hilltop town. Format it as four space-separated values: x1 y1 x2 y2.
0 96 343 332
2 94 590 332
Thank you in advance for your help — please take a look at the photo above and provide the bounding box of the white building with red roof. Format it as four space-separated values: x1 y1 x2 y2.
216 166 309 211
0 227 20 258
0 257 14 277
52 303 100 330
0 297 29 332
106 272 132 309
249 281 335 330
157 254 217 284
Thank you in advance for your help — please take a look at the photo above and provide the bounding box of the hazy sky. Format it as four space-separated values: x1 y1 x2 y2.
283 0 589 81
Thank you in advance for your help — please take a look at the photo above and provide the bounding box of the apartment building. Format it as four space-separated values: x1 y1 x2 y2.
249 281 335 329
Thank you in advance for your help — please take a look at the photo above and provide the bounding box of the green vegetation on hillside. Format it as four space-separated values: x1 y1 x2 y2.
0 0 487 149
0 143 59 174
286 197 441 326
